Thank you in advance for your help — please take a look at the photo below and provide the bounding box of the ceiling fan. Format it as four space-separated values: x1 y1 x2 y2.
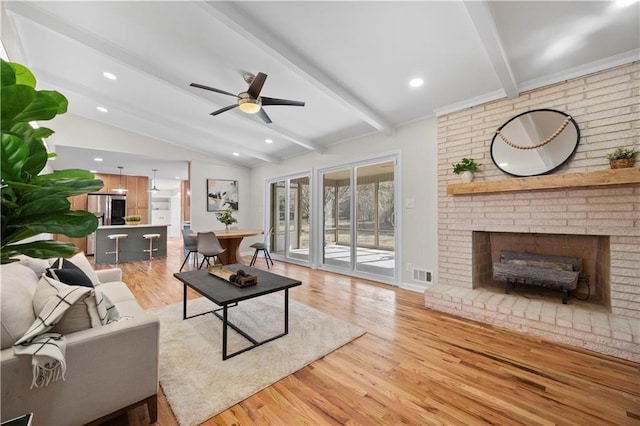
190 72 305 124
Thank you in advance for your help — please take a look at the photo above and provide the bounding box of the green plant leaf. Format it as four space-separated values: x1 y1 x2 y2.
1 59 16 87
22 137 49 178
6 210 98 238
1 133 29 182
8 61 36 88
40 90 68 114
12 90 65 124
1 240 77 264
19 196 71 217
35 168 98 182
0 85 37 131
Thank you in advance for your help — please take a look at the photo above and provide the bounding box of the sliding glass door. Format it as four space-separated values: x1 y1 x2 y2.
322 168 352 269
320 157 397 281
269 174 310 264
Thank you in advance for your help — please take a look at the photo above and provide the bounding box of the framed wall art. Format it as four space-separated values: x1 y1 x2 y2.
207 179 239 211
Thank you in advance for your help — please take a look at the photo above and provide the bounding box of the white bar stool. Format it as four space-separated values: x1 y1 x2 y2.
106 233 128 264
143 233 161 260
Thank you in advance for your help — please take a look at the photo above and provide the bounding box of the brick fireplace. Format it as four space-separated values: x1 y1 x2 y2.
426 62 639 361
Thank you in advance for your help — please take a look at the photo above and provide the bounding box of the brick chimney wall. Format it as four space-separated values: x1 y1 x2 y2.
429 62 639 361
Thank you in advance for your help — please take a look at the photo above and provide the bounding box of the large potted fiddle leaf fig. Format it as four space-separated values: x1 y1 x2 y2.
1 59 103 264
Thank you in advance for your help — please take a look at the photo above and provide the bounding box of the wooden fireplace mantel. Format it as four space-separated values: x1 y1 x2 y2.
447 167 640 196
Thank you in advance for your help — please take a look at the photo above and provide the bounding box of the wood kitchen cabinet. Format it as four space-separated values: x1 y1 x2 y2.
126 176 149 223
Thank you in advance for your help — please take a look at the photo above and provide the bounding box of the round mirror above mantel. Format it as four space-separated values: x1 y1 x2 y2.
490 109 580 177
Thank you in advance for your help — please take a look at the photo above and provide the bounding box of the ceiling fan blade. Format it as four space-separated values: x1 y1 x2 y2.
247 72 267 98
190 83 238 98
260 96 305 107
257 108 272 124
210 104 238 116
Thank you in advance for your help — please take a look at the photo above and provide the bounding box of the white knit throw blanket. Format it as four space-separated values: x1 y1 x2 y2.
13 285 120 388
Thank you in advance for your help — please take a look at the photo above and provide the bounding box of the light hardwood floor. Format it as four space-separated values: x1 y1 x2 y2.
97 238 640 425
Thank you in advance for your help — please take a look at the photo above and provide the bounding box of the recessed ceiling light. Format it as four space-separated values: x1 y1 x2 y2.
175 176 181 180
265 139 273 144
94 157 103 162
103 71 117 80
409 78 424 88
89 170 97 173
232 152 240 156
96 106 108 113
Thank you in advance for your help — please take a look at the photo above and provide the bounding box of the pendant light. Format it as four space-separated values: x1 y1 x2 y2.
114 166 128 193
149 169 160 193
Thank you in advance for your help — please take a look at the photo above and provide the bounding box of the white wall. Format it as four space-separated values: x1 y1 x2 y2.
48 114 227 165
250 117 439 288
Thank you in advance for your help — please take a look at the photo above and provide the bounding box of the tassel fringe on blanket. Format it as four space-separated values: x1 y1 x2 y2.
13 279 120 388
13 333 67 388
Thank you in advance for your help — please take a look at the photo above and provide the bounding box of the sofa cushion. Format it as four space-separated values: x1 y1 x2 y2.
32 276 96 335
15 255 51 277
99 282 144 317
1 263 38 350
52 252 100 286
46 264 94 288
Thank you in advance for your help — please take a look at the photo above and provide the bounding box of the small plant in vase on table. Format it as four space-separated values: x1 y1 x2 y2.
215 207 237 230
606 147 638 169
452 157 482 183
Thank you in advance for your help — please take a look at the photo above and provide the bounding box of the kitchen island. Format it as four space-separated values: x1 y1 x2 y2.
94 224 168 264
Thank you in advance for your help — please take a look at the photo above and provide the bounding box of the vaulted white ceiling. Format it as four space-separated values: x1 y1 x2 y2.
2 1 638 186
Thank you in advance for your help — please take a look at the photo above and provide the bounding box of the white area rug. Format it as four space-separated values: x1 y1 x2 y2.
150 295 366 426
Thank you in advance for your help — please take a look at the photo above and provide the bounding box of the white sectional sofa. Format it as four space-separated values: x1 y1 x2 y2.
1 254 160 426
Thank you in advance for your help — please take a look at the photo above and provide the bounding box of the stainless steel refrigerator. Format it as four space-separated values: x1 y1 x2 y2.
86 194 126 255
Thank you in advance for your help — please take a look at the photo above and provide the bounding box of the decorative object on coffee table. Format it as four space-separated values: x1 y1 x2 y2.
606 147 637 169
208 265 257 287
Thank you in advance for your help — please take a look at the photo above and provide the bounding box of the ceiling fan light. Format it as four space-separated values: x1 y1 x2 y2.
238 92 261 114
238 99 261 114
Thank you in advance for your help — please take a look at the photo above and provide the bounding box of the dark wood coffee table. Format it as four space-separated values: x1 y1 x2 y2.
173 264 301 360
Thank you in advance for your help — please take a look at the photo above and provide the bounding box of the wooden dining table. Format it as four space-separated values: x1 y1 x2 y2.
190 228 263 265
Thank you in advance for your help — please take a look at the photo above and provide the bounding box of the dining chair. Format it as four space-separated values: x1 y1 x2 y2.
179 229 198 271
197 232 227 269
249 227 274 269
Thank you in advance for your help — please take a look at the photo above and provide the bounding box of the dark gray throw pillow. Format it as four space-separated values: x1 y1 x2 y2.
46 259 94 288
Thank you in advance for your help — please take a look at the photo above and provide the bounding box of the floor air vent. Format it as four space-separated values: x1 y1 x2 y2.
412 268 433 283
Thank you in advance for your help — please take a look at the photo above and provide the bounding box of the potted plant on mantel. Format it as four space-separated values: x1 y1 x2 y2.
1 59 103 264
124 215 142 226
606 147 638 169
452 157 482 183
215 207 237 230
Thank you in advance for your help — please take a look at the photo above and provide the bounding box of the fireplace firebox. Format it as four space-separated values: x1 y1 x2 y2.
473 231 610 309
